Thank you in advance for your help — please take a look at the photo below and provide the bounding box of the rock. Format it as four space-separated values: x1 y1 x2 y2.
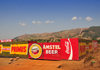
8 61 12 64
9 58 14 61
15 57 20 61
57 65 62 68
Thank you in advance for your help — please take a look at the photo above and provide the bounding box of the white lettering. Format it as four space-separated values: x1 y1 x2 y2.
65 41 70 54
46 50 58 54
43 45 61 49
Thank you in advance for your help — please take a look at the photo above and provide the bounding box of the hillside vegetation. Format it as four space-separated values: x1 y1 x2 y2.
14 26 100 42
83 26 100 40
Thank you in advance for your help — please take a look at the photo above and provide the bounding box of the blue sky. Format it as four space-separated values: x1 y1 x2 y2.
0 0 100 40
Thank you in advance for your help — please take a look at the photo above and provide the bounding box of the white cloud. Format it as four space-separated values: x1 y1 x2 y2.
32 20 55 24
19 22 26 26
32 21 42 24
45 20 55 24
72 16 77 20
85 16 93 22
32 21 36 24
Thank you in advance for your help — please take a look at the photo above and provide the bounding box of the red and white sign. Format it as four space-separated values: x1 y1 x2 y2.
0 39 13 43
61 38 79 60
28 38 79 60
28 38 98 60
43 42 61 60
28 42 61 60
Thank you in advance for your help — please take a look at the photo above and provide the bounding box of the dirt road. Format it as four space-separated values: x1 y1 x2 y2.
0 48 100 70
0 58 65 70
0 58 87 70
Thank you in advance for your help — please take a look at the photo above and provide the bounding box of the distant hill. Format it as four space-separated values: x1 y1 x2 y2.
14 26 100 42
82 26 100 40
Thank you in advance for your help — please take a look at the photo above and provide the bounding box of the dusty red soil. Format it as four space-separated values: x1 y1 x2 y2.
0 48 100 70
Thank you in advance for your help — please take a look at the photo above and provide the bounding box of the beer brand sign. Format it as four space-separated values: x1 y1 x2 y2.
29 43 42 59
10 44 28 55
28 42 61 60
28 38 79 60
43 44 61 54
43 43 61 60
28 38 98 60
0 38 98 60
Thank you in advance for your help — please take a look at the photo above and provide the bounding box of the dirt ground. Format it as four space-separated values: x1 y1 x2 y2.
0 48 100 70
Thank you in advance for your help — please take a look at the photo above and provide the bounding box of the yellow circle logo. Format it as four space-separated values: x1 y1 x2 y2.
29 43 42 59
